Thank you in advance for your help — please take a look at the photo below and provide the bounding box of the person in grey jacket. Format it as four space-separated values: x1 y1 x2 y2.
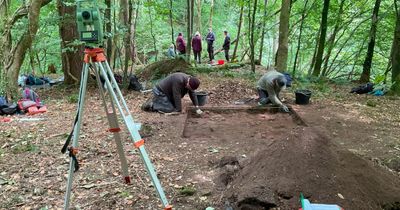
257 69 289 112
142 72 203 114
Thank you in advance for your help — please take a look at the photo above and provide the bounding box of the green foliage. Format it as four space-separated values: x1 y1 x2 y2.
179 186 196 196
67 93 79 103
366 100 377 107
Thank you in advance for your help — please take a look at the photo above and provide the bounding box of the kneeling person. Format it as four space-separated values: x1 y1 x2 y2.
257 70 289 112
143 72 203 114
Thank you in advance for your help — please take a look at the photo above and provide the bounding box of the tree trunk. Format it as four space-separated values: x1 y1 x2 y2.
148 1 157 61
391 0 400 94
312 0 330 77
258 0 269 64
208 0 214 28
57 0 83 85
105 0 112 60
196 0 202 32
120 0 131 85
3 0 50 97
129 1 137 64
360 0 381 83
232 3 244 61
249 0 258 72
132 1 141 64
186 0 192 60
292 0 309 77
275 0 291 72
321 0 345 77
169 0 175 46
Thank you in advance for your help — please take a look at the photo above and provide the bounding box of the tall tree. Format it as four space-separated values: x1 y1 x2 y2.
258 0 268 64
360 0 382 83
169 0 175 46
312 0 330 77
147 1 157 61
186 0 193 60
249 0 258 72
292 0 309 76
208 0 214 28
196 0 202 32
105 0 112 60
57 0 83 85
232 2 244 61
129 0 139 65
321 0 345 77
391 0 400 94
275 0 291 72
2 0 52 97
120 0 131 84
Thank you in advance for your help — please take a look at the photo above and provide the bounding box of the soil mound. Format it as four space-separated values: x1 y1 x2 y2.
140 58 189 80
225 127 400 210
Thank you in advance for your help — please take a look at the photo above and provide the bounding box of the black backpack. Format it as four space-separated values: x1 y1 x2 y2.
128 75 143 91
0 96 17 115
350 83 374 94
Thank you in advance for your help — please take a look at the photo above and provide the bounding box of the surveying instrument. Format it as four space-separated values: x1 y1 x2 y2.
61 0 172 209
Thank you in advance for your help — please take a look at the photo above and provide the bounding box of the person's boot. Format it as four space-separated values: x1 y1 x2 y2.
141 99 153 112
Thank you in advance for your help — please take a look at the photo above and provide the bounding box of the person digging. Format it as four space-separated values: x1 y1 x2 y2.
257 69 290 113
142 72 203 115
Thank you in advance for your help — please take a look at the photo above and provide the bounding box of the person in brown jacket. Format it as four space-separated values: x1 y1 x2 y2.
142 72 203 114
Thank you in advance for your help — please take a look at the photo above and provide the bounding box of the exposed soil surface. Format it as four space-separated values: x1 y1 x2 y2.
1 73 400 210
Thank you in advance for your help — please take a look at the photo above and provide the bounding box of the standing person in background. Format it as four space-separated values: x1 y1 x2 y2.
222 30 231 62
192 31 202 64
167 44 175 58
206 28 215 63
176 32 186 55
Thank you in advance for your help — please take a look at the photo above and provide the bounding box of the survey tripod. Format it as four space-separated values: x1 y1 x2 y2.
61 47 172 210
61 1 171 209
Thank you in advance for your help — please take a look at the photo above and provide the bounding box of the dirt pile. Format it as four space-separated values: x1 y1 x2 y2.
224 126 400 210
207 80 256 105
140 58 189 80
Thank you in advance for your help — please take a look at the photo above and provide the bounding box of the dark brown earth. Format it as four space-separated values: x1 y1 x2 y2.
1 72 400 210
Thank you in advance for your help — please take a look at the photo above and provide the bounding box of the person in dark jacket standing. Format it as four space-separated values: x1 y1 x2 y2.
206 28 215 62
142 72 203 115
176 33 186 55
222 31 231 62
192 31 202 64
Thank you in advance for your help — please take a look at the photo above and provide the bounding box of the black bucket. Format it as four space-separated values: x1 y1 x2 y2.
196 91 208 106
295 89 311 105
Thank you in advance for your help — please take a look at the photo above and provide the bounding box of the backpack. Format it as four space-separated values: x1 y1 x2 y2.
128 75 143 91
0 96 17 115
350 83 374 94
0 96 6 107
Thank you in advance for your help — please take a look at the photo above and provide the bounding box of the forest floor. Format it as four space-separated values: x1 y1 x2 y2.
1 65 400 210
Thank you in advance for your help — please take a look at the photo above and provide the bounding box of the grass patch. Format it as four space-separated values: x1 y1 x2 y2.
366 100 377 107
120 191 131 198
179 186 196 196
12 141 38 154
67 93 79 103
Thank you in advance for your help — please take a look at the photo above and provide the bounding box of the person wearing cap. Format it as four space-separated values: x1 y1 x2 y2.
142 72 203 114
257 69 289 112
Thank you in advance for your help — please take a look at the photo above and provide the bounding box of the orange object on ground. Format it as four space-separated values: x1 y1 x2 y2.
27 105 47 115
1 117 12 122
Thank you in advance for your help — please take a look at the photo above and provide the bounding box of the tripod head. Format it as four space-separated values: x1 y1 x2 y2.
76 0 104 47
